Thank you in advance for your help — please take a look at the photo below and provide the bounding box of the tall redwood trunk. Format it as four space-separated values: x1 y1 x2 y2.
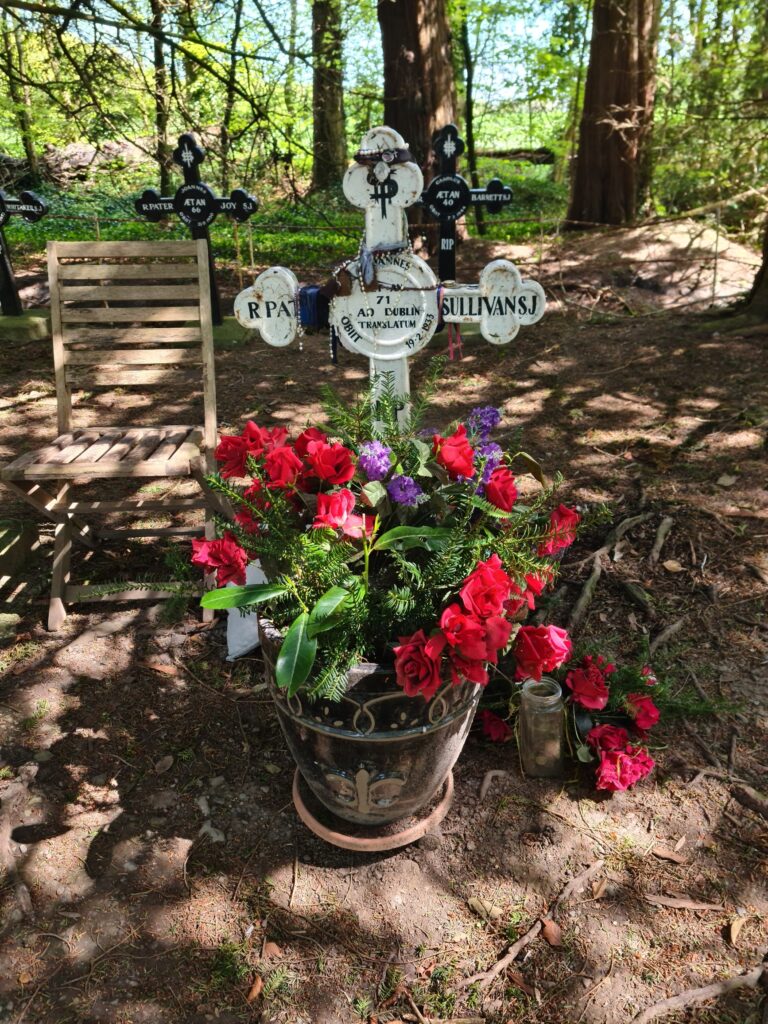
567 0 659 226
312 0 346 190
377 0 457 173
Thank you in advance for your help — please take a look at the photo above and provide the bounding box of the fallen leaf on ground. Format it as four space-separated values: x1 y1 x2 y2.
508 970 536 996
674 835 687 851
139 660 177 676
651 845 689 864
662 559 685 573
468 896 503 921
262 941 283 958
643 893 724 911
591 877 608 899
541 918 562 946
246 975 263 1003
18 972 32 985
716 474 738 487
728 917 747 945
263 763 281 775
154 755 174 774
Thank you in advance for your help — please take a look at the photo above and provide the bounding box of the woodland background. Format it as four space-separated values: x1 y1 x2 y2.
0 0 766 313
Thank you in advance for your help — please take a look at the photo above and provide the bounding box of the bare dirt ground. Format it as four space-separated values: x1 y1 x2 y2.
0 225 767 1024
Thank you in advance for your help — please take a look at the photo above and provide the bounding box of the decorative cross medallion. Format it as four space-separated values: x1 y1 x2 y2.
234 126 545 422
134 133 259 324
421 123 514 281
0 189 49 317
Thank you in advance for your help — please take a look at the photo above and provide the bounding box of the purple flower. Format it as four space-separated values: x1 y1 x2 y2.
478 442 503 485
386 474 423 507
359 441 392 481
468 405 502 441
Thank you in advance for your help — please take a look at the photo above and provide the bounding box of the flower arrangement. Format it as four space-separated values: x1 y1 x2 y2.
193 366 581 702
482 654 662 792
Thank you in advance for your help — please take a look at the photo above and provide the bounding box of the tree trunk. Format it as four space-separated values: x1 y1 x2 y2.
149 0 171 195
744 217 768 319
635 0 660 210
1 15 40 185
312 0 346 190
220 0 244 193
566 0 660 226
377 0 457 173
459 16 485 236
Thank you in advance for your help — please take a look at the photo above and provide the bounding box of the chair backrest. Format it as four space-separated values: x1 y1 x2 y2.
48 239 216 453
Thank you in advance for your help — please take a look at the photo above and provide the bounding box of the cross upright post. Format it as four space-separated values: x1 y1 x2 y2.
135 133 259 325
0 190 48 317
233 126 546 425
421 124 514 281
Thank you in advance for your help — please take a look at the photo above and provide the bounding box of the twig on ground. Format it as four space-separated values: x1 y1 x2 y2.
577 955 615 1023
289 845 299 908
649 617 686 656
567 555 602 633
406 991 428 1024
729 731 738 772
683 765 751 787
649 517 675 565
687 670 715 710
565 512 654 569
731 784 768 821
631 962 767 1024
460 860 605 992
682 720 722 768
480 770 509 801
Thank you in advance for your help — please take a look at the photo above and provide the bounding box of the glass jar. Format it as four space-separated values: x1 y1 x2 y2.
519 677 564 778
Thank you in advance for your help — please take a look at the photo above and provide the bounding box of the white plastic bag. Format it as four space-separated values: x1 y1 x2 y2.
225 560 266 661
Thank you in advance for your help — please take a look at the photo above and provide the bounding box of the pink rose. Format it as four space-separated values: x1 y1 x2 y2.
394 630 443 700
460 554 513 618
313 489 356 530
595 745 655 791
538 504 580 556
625 692 660 731
481 710 513 743
513 624 572 681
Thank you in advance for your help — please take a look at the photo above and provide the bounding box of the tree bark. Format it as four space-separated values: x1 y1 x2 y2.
566 0 660 226
459 16 485 236
377 0 457 173
220 0 244 193
743 217 768 320
312 0 346 190
149 0 171 195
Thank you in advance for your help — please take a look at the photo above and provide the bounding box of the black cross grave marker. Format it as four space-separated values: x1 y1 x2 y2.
0 190 49 317
420 124 513 281
134 133 259 324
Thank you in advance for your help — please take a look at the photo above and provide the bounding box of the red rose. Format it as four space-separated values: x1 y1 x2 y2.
341 513 377 540
485 466 518 513
480 709 513 743
505 570 550 617
484 614 513 662
295 426 328 459
538 505 581 556
448 652 489 687
215 422 287 479
587 724 629 751
595 745 654 791
394 629 443 700
625 692 660 731
513 624 572 681
243 422 288 453
305 440 356 485
433 424 475 479
565 656 613 711
191 532 248 586
313 489 356 530
439 604 488 660
640 665 658 686
460 554 513 618
264 446 303 488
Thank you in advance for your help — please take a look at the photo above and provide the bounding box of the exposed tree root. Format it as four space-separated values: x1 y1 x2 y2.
631 961 767 1024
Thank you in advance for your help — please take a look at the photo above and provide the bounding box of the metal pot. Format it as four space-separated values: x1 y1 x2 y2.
260 620 481 826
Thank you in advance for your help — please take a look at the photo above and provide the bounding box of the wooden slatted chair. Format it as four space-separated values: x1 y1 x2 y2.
0 239 221 629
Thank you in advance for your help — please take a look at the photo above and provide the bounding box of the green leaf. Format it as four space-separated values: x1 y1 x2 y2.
361 480 387 506
373 525 453 551
576 743 595 764
306 586 349 638
200 582 288 610
411 438 431 465
275 613 317 695
469 495 514 519
512 451 547 486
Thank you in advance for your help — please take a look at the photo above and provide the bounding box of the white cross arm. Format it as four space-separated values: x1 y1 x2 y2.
233 266 300 347
440 259 546 345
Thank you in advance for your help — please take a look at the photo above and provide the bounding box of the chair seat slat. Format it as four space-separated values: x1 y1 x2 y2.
58 262 200 280
61 306 198 324
66 348 201 366
61 284 200 302
62 327 202 345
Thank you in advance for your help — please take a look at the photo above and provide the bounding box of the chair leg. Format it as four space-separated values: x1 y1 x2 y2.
201 515 216 623
48 517 72 631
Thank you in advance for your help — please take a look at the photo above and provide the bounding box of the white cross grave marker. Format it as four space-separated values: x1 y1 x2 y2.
234 126 546 421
